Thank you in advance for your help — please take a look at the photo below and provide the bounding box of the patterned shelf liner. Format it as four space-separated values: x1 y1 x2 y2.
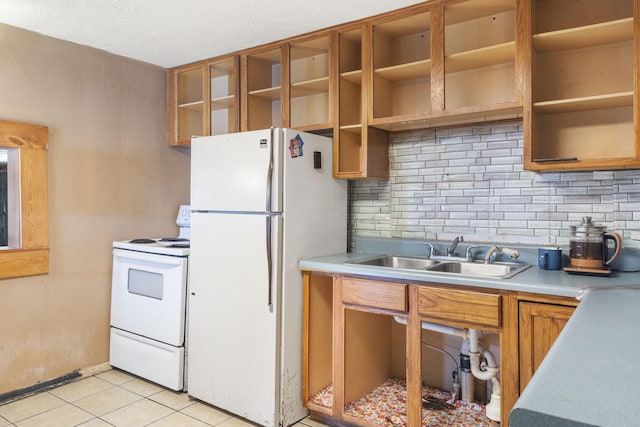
309 377 492 427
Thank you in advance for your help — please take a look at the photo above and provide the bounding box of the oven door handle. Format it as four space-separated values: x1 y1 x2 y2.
113 249 185 267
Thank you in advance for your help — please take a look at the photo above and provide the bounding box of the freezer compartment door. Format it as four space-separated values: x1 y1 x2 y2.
188 212 283 427
191 129 282 212
109 328 184 391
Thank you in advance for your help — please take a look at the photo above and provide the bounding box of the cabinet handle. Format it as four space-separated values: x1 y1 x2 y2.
532 157 578 163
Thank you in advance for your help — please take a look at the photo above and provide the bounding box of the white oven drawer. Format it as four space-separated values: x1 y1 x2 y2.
110 328 184 391
110 249 188 346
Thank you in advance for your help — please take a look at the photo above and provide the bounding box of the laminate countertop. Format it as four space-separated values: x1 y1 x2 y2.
509 288 640 427
299 239 640 427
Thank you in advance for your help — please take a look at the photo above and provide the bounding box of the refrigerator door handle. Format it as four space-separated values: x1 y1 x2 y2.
265 128 275 214
266 215 273 312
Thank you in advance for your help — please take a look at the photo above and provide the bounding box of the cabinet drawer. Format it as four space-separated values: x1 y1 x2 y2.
417 287 501 328
342 278 407 312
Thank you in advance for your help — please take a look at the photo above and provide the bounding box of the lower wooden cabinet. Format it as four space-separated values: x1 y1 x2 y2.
518 301 576 393
301 271 578 427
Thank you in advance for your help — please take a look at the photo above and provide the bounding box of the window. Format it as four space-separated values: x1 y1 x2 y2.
0 119 49 279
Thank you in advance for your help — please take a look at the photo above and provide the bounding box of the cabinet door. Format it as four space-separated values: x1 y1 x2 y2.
518 301 575 392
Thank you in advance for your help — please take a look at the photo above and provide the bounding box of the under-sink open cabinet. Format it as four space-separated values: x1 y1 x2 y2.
302 271 577 427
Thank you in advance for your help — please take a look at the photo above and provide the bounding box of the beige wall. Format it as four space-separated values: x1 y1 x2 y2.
0 24 190 394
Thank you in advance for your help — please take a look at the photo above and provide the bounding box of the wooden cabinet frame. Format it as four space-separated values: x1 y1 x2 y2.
302 271 579 427
522 0 640 171
168 56 240 146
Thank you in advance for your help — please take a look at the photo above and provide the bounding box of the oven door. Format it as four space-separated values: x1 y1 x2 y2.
110 248 187 346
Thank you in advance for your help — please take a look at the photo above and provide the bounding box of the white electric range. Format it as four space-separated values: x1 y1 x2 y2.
109 205 191 391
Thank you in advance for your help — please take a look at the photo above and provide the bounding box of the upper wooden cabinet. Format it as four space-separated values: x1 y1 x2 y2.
210 57 240 136
289 34 333 131
242 46 285 131
443 0 518 111
523 0 639 171
168 0 640 175
169 64 204 146
370 9 433 124
367 0 521 132
168 57 240 146
334 25 389 179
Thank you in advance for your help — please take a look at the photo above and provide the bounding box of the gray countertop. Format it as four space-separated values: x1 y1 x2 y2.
510 288 640 427
298 240 640 427
299 251 640 299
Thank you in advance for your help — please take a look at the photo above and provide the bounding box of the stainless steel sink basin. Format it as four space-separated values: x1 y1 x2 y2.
427 261 531 279
348 255 439 270
348 255 531 279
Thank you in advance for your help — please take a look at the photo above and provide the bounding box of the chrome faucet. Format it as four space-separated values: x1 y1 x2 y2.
484 246 520 263
447 236 463 256
465 245 479 261
424 242 436 258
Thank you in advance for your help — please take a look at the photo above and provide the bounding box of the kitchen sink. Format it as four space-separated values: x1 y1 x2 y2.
348 255 531 279
349 255 440 270
427 261 530 279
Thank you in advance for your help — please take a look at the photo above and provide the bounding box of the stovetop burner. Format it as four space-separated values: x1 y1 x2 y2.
129 238 157 244
116 237 190 256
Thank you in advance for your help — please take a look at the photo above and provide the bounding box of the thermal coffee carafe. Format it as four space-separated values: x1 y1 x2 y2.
568 216 621 270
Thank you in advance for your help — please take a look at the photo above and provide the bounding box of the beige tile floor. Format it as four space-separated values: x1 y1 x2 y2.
0 369 329 427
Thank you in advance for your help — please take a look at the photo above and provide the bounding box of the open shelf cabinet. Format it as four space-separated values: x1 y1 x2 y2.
289 34 332 131
370 10 433 122
523 0 640 171
367 0 523 133
170 66 205 146
168 57 240 146
242 46 285 131
335 25 389 179
303 273 334 416
443 0 517 111
210 57 240 136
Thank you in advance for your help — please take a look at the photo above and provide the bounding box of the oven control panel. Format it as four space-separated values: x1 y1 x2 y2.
177 205 191 227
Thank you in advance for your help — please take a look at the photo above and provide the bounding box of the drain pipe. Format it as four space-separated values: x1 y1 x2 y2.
393 317 502 422
393 316 468 339
468 329 501 422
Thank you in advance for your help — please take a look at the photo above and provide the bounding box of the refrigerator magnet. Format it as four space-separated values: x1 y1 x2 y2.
289 134 304 158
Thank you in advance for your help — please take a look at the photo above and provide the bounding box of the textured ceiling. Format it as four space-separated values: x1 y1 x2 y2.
0 0 426 69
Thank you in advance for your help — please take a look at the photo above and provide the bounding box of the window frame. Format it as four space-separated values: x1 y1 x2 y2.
0 119 49 279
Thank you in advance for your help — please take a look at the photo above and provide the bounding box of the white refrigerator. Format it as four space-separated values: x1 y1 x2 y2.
188 128 347 427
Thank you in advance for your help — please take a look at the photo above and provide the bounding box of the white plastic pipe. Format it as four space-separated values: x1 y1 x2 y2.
468 329 499 381
468 329 501 422
394 318 501 421
393 316 469 339
485 377 501 422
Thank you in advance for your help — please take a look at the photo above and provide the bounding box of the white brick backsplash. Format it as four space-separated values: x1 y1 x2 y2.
348 122 640 248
